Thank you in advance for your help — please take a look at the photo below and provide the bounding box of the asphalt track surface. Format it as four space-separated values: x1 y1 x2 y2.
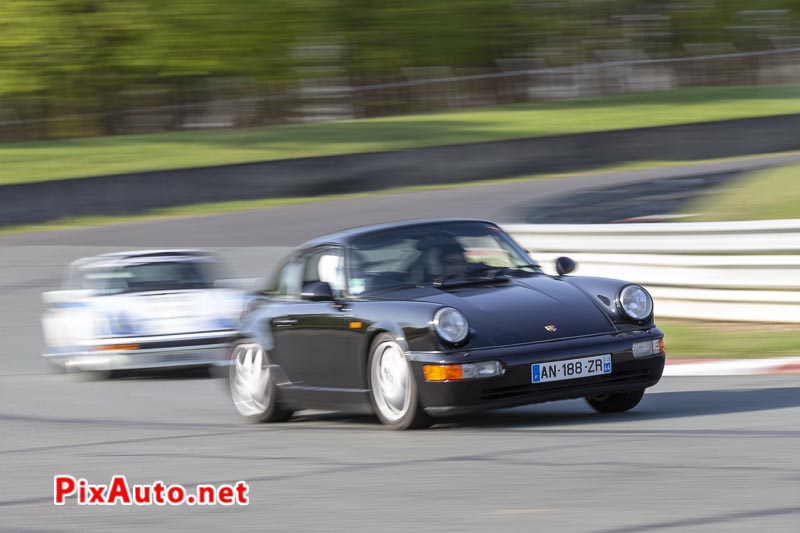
2 373 799 532
2 155 800 531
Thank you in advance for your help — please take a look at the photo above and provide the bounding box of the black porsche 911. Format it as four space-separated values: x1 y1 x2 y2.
227 218 665 429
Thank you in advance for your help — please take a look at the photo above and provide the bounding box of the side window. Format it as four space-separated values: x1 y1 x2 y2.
274 260 302 300
79 267 119 293
302 247 346 297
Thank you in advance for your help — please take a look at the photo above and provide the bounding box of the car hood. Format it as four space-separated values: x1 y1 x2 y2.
385 277 617 347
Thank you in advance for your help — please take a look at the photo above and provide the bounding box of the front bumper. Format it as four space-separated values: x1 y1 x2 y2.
44 330 237 373
408 329 666 416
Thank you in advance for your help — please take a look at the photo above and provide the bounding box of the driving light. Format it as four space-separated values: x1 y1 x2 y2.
423 361 503 381
632 338 665 358
432 307 469 344
618 285 654 321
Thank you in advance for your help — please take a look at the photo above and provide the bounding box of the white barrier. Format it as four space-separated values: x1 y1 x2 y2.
504 220 800 323
504 220 800 254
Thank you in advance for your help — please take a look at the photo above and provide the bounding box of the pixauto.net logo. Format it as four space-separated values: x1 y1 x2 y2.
54 475 249 506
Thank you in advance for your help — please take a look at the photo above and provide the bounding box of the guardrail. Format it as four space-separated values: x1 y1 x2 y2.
504 220 800 323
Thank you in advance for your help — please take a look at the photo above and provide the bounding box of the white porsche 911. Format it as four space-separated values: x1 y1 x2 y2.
41 250 245 374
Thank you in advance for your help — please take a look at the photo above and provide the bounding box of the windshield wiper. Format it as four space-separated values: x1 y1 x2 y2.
483 264 543 277
432 271 510 288
469 264 541 277
433 264 543 288
510 263 544 274
511 263 540 271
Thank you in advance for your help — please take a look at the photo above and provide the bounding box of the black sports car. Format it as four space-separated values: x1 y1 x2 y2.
228 219 665 429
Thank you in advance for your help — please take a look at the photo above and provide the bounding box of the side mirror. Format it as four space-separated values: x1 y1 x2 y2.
555 257 576 276
301 281 335 301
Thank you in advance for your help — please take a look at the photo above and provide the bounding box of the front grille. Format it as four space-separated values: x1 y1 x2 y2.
481 368 651 402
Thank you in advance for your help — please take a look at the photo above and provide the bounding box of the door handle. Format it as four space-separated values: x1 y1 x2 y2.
274 317 298 327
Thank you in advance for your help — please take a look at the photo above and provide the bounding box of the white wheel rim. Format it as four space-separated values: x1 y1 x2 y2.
371 341 411 422
230 343 271 416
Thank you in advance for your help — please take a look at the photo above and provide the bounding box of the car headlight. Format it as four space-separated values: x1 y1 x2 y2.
618 285 653 321
432 307 469 344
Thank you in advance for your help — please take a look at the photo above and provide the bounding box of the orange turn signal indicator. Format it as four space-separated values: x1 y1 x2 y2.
423 364 464 381
423 361 504 381
349 321 363 329
95 344 139 351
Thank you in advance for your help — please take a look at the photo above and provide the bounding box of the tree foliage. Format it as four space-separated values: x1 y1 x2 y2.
1 0 798 136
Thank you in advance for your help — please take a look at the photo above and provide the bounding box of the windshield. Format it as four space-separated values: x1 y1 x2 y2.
77 259 223 294
347 222 538 294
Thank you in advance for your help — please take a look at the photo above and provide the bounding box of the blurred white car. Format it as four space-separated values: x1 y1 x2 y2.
41 250 245 374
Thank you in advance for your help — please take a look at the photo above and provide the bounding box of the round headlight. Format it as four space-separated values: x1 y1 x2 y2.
432 307 469 344
619 285 653 321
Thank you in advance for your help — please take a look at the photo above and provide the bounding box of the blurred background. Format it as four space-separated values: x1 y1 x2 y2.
2 0 800 138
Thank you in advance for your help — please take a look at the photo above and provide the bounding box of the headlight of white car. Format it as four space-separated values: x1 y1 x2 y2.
432 307 469 344
618 285 654 321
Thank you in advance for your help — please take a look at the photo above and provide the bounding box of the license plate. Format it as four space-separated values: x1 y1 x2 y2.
532 354 612 383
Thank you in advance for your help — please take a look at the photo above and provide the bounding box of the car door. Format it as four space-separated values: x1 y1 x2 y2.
270 246 354 388
263 257 312 384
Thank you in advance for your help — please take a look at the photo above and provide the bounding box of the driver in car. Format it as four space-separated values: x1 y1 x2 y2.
440 241 471 277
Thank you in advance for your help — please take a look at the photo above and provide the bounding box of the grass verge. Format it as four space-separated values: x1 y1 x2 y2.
2 84 800 186
685 162 800 221
659 319 800 359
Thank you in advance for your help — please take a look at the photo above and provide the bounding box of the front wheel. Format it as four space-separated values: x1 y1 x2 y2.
229 340 292 423
585 389 645 413
368 334 433 430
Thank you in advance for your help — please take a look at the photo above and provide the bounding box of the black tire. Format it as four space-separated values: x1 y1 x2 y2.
228 339 293 423
367 333 433 430
585 389 645 413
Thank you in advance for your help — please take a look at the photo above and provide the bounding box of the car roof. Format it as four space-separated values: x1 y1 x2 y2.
297 218 500 250
71 249 218 269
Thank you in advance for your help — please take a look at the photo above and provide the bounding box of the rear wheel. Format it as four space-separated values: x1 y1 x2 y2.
229 340 292 423
368 333 433 430
585 389 645 413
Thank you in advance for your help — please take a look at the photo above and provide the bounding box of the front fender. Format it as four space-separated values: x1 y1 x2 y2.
238 306 275 352
360 300 445 353
365 321 411 353
363 320 447 353
564 276 656 328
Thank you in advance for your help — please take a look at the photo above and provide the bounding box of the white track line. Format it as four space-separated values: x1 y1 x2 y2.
664 357 800 376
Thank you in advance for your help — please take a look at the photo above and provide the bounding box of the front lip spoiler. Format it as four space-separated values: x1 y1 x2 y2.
43 330 239 357
43 330 239 372
423 374 661 416
45 343 232 372
83 329 238 346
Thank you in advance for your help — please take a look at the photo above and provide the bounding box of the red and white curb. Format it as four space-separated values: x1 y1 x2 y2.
664 357 800 376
